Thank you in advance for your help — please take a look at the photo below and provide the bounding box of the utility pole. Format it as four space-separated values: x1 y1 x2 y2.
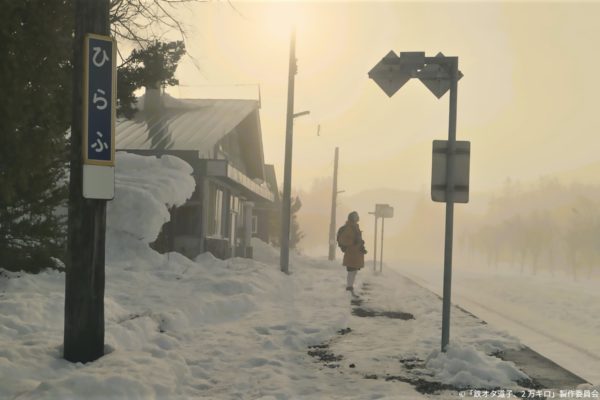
64 0 110 363
280 28 297 274
328 147 339 261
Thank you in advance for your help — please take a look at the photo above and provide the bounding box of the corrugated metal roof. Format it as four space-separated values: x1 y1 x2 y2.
116 96 260 157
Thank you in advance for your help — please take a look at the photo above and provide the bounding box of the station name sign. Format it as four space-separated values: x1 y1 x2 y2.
83 33 116 166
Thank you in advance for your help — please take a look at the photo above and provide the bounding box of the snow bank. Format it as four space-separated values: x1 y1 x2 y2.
424 343 529 389
1 153 199 400
106 152 195 266
107 152 195 243
2 153 383 399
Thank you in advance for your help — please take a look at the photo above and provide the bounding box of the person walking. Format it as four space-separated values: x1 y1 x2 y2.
337 211 367 293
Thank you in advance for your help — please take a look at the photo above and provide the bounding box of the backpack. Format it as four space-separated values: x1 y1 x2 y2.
336 225 348 252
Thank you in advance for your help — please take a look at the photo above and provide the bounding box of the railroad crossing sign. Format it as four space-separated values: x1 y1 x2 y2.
82 33 116 199
418 53 464 99
369 51 463 99
431 140 471 203
369 50 425 97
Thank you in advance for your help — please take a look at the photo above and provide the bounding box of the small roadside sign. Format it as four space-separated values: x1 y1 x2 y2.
375 204 394 218
431 140 470 203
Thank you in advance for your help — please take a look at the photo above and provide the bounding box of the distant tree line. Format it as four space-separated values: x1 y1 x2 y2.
461 178 600 279
0 0 196 272
269 193 304 250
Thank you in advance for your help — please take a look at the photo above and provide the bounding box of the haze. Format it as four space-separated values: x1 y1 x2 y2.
169 1 600 197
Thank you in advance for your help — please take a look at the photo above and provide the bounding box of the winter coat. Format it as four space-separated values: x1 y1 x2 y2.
339 220 365 271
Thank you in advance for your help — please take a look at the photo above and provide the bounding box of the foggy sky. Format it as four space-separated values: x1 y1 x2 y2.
167 1 600 195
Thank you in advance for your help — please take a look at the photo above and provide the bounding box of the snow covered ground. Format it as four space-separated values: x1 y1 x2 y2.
0 153 596 399
392 261 600 386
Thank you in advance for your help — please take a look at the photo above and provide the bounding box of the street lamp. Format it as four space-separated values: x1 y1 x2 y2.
369 51 468 352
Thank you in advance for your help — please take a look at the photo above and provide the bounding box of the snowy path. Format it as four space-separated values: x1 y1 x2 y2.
318 267 537 397
394 264 600 385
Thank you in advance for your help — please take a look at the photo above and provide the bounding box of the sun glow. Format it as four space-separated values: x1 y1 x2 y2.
260 2 306 40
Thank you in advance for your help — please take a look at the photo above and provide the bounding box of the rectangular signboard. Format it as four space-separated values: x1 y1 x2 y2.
83 33 116 166
375 204 394 218
83 164 115 200
431 140 470 203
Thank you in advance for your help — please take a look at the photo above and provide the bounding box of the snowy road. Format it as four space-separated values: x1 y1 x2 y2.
393 264 600 386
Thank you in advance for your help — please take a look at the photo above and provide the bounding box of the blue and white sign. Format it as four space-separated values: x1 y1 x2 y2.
82 34 116 200
83 34 116 166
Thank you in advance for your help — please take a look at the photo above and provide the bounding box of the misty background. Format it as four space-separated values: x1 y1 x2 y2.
155 1 600 282
297 174 600 281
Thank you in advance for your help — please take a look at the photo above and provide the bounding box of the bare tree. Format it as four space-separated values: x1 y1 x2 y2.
110 0 203 47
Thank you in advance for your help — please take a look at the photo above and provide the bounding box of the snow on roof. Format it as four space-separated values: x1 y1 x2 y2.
116 95 260 157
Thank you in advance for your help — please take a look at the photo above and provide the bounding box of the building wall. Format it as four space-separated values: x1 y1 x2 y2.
253 208 270 244
201 178 230 259
126 145 272 261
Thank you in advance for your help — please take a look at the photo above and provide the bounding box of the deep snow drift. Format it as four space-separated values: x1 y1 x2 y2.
1 152 590 399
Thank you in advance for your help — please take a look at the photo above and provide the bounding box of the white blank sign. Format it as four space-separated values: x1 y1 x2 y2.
83 164 115 200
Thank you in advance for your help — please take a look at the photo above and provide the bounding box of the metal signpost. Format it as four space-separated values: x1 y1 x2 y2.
376 204 394 273
368 210 378 272
369 204 394 274
369 51 469 352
